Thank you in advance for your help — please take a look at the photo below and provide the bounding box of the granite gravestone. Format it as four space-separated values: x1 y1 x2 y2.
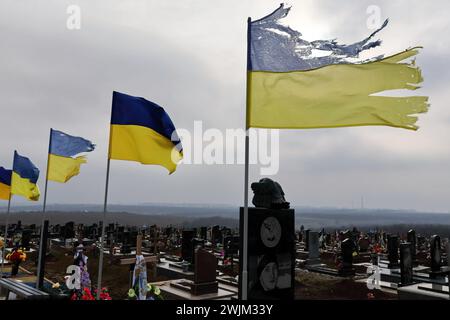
21 229 32 251
165 226 173 237
121 231 131 254
299 225 304 242
170 248 219 295
306 231 320 266
304 229 310 251
339 238 355 276
224 235 239 259
407 229 417 262
400 243 414 286
358 238 370 252
430 235 441 272
106 231 114 246
211 226 222 246
200 227 207 241
182 230 195 263
191 238 205 264
239 207 295 300
64 222 75 240
387 235 400 268
191 248 219 295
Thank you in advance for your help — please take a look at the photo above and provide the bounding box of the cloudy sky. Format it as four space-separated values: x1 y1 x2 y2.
1 0 450 212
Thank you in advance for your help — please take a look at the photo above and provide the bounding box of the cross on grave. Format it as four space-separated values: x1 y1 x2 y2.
120 234 158 288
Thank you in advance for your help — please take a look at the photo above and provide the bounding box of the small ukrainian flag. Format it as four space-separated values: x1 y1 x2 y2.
11 151 40 201
48 129 95 183
0 167 12 200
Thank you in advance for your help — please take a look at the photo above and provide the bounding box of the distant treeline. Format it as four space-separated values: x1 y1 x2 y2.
323 224 450 237
0 211 238 229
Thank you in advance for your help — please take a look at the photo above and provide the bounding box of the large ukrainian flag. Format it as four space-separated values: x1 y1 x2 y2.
48 129 95 183
0 167 12 200
11 151 40 201
109 91 183 174
247 4 429 130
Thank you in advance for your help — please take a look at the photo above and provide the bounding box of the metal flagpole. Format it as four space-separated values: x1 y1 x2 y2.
36 128 53 289
241 16 252 300
96 157 110 300
97 109 113 300
0 194 12 279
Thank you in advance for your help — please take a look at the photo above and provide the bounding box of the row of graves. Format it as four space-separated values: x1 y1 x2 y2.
155 225 241 299
0 220 53 299
0 218 244 300
0 179 300 300
295 226 450 300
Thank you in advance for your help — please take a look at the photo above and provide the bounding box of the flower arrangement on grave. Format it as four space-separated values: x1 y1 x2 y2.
371 243 383 254
70 287 111 300
6 247 26 276
127 283 163 300
127 255 163 300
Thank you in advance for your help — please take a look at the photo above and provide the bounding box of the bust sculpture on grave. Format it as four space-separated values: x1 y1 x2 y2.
251 178 290 209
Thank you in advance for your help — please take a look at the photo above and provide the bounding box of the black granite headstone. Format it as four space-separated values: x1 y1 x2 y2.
430 235 441 272
387 235 399 268
304 229 310 251
200 227 207 240
191 238 205 263
224 235 239 258
21 229 32 250
121 231 131 254
407 229 417 262
400 242 413 285
339 238 355 275
239 207 295 300
211 226 221 245
64 222 75 240
182 230 195 263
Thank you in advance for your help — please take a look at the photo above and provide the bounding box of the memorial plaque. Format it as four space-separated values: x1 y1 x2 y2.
239 207 295 300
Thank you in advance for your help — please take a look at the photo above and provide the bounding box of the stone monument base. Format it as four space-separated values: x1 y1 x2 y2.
170 279 219 296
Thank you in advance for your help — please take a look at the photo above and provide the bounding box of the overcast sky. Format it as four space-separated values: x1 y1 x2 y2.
1 0 450 212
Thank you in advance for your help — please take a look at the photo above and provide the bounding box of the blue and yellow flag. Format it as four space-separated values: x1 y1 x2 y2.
48 129 95 183
11 151 40 201
0 167 12 200
247 4 429 130
109 91 183 174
